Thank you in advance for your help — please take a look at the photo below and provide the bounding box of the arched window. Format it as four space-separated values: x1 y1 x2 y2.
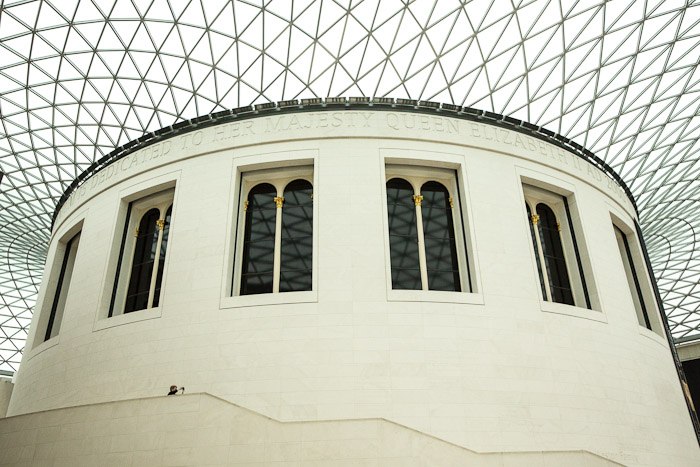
280 179 313 292
536 203 574 305
421 181 460 291
240 183 277 295
124 204 172 313
385 173 467 292
526 204 547 299
109 189 175 317
125 208 160 312
523 184 590 308
238 174 314 296
386 178 421 290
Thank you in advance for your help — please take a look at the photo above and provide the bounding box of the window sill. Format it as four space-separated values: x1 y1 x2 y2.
220 290 317 309
27 336 60 361
387 289 484 305
540 301 606 323
94 306 163 331
638 326 667 345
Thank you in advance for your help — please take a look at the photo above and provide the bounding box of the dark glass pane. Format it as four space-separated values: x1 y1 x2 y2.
527 204 547 299
536 203 574 305
125 208 160 313
387 178 421 290
153 206 172 307
124 291 149 313
421 181 460 291
280 179 313 292
391 267 422 290
280 270 313 292
241 272 274 295
240 183 276 295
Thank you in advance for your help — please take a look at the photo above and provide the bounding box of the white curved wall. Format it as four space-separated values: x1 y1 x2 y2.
8 110 699 465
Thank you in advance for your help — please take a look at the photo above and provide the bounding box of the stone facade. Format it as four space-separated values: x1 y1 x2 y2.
3 110 698 466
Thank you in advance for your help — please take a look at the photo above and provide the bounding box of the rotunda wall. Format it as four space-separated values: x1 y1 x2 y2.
8 110 696 464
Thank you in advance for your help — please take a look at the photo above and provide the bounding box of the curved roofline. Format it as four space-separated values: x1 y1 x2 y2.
52 97 636 227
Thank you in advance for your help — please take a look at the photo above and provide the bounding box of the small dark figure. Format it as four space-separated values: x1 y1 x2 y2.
167 385 179 395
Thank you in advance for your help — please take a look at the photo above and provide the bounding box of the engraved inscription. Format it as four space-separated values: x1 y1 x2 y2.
264 112 373 132
469 123 570 165
56 138 177 224
180 130 204 148
468 122 628 203
212 122 255 142
55 110 633 229
386 113 459 133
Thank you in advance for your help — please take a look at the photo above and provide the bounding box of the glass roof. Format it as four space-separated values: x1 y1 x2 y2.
1 0 700 373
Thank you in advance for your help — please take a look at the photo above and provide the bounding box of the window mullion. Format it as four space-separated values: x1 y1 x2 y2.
448 194 464 292
234 201 248 295
531 213 552 301
272 195 284 293
413 193 429 291
118 222 140 311
147 218 166 309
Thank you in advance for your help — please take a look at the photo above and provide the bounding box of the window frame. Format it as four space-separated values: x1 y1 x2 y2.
30 219 84 352
108 189 174 317
44 231 81 341
223 160 318 308
611 216 663 336
92 175 179 330
381 161 481 304
522 183 594 311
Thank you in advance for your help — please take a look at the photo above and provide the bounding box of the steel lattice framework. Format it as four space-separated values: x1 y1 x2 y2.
1 0 700 373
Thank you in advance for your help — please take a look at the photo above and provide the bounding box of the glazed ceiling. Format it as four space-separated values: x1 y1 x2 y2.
1 0 700 373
